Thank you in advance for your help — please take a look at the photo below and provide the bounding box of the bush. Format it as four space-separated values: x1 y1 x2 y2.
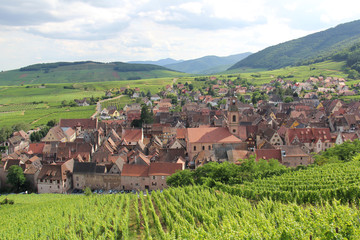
0 198 14 205
84 187 92 196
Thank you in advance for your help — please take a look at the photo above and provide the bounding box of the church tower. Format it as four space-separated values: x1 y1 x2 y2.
228 97 239 136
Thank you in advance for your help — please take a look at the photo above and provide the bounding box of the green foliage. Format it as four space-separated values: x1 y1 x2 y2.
0 198 14 205
140 104 153 125
84 187 92 196
7 165 26 192
167 158 288 188
30 126 50 142
2 188 360 238
215 158 360 204
229 19 360 70
314 140 360 164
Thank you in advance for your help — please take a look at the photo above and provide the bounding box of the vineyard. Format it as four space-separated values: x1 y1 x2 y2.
215 159 360 204
1 186 360 239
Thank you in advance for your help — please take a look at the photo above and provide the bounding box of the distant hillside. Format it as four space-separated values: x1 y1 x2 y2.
165 53 252 74
127 58 183 66
0 61 185 86
229 19 360 71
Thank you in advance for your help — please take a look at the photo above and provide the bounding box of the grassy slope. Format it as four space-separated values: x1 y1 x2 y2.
229 19 360 70
0 62 185 86
0 78 173 128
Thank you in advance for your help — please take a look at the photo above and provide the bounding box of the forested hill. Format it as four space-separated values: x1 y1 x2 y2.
164 52 252 74
0 61 184 86
229 19 360 71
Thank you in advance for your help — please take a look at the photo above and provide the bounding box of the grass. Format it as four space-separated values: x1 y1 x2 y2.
0 78 175 128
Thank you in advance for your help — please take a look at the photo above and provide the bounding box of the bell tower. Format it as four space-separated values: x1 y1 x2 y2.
228 97 239 135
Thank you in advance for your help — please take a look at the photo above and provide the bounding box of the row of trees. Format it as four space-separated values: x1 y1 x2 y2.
167 156 289 187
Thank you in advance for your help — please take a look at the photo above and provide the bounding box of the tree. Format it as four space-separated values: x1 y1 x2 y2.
7 165 26 192
188 84 194 91
47 119 57 127
140 105 153 125
146 90 152 98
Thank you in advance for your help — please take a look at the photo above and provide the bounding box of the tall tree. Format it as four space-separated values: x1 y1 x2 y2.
7 165 26 192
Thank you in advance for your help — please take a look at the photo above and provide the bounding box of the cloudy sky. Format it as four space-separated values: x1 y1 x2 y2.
1 0 360 70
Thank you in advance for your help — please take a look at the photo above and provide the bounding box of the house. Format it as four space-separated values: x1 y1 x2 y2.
74 98 90 106
186 127 242 161
4 134 29 154
42 126 68 143
59 118 98 134
121 164 149 191
285 128 333 153
148 162 182 190
277 145 312 167
27 143 45 157
151 94 161 101
121 162 182 191
37 160 74 193
254 149 282 163
108 109 120 118
72 161 122 190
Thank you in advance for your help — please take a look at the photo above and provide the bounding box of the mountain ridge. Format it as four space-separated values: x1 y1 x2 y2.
229 19 360 71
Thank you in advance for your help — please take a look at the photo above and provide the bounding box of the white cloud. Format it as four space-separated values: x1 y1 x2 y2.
1 0 360 71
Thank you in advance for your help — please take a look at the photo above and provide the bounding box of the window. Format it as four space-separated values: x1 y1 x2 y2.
76 177 79 181
232 115 236 122
152 176 156 180
202 146 205 150
208 146 211 150
57 180 60 184
233 129 236 133
194 146 196 151
50 180 52 184
161 176 165 180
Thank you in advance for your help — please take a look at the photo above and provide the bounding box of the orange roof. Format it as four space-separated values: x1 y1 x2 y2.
121 164 149 177
149 162 182 176
187 127 241 143
176 128 186 139
123 129 142 142
28 143 45 154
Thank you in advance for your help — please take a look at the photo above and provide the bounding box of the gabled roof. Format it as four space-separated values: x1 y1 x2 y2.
59 118 98 130
121 164 149 177
287 128 332 143
38 164 65 181
255 149 282 162
148 162 182 176
28 143 45 155
123 129 142 142
187 127 241 143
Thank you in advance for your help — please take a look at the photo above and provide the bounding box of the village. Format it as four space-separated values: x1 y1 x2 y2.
1 75 360 194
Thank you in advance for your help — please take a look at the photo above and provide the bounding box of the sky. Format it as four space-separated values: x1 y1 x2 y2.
1 0 360 71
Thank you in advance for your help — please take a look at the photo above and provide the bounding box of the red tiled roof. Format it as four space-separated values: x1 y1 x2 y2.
121 164 149 177
255 149 282 162
187 127 241 143
59 118 97 129
148 162 182 176
176 128 186 139
287 128 331 143
28 143 45 155
123 129 142 142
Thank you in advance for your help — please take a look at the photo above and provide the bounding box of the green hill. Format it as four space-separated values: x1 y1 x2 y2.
229 19 360 71
165 52 252 74
0 61 185 86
